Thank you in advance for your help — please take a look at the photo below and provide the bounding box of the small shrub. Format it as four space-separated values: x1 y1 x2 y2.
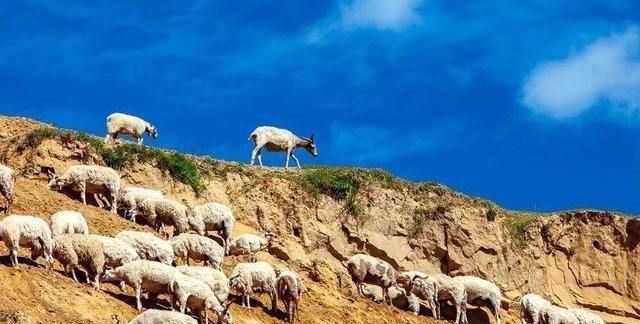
502 216 535 248
157 152 205 195
409 208 430 238
343 184 367 228
17 127 58 151
298 168 357 199
486 208 497 222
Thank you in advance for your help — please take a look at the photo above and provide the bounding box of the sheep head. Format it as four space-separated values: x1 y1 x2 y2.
302 134 318 157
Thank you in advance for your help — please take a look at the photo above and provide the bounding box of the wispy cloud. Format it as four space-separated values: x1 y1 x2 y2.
522 27 640 119
339 0 423 31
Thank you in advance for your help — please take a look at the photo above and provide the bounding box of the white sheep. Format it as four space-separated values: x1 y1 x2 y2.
345 254 396 305
138 198 190 238
105 112 158 145
0 214 53 267
47 165 120 213
276 270 305 323
88 234 139 268
567 307 605 324
414 273 467 324
540 304 580 324
520 293 552 324
248 126 318 169
52 234 106 289
171 233 224 268
0 164 15 214
177 265 230 304
101 260 179 311
452 275 502 324
360 284 421 315
128 309 197 324
228 233 271 261
117 186 164 221
229 261 277 311
189 202 236 254
50 210 89 237
116 230 174 265
170 273 233 324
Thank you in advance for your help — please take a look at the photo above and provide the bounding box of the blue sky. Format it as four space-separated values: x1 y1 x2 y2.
1 0 640 213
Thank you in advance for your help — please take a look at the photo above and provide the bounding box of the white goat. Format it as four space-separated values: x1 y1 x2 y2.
189 202 235 254
520 293 552 324
0 164 15 214
105 112 158 145
345 254 396 305
249 126 317 169
47 165 120 213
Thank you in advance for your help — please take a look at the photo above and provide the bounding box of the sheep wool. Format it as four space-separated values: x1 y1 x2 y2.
47 165 120 213
189 202 235 254
345 254 396 305
50 210 89 237
170 273 232 324
117 186 164 221
52 234 106 289
176 265 229 303
138 198 189 237
0 214 53 267
128 309 197 324
105 112 157 145
229 261 277 311
116 230 174 265
0 164 14 213
452 275 502 324
171 233 224 268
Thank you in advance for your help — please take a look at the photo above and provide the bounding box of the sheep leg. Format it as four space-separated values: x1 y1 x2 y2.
271 290 277 312
290 153 301 169
454 303 461 324
9 246 17 266
285 151 291 169
119 281 126 292
250 145 263 168
492 301 501 324
135 285 142 311
109 190 118 213
246 294 251 308
79 182 87 205
94 273 100 289
70 266 78 282
257 150 263 168
137 137 143 145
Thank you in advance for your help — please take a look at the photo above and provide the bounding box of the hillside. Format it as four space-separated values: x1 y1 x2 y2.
0 115 637 324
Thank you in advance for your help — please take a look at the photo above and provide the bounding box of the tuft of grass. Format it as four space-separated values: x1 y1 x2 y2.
200 158 251 179
17 127 58 151
298 167 357 200
486 208 497 222
502 216 536 248
157 152 205 195
409 208 430 238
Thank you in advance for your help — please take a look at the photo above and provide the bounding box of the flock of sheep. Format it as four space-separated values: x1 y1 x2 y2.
0 113 608 324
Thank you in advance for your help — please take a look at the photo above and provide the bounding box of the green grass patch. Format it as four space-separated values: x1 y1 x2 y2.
486 208 497 222
409 208 430 238
502 216 536 248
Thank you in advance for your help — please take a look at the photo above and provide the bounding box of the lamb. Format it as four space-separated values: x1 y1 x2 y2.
47 165 120 213
566 307 605 324
101 260 180 311
177 265 230 303
116 230 174 265
360 284 421 315
414 273 467 324
138 198 190 238
52 234 106 289
117 186 164 221
128 309 197 324
276 270 305 323
345 254 396 305
105 112 158 145
188 202 236 254
171 233 224 268
50 210 89 237
520 293 552 324
452 275 502 324
0 214 53 267
228 261 277 311
228 233 272 261
539 304 580 324
170 273 233 324
0 164 15 214
249 126 318 169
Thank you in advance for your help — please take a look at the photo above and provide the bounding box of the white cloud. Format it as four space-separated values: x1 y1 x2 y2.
339 0 423 31
522 27 640 119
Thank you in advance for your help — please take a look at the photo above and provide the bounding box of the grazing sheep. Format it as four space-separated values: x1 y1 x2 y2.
177 265 230 303
188 202 235 254
248 126 318 169
47 165 120 213
170 273 233 324
540 304 579 324
567 307 605 324
228 233 271 261
0 164 15 214
128 309 197 324
117 186 164 221
52 234 106 289
171 233 224 268
88 234 139 268
452 275 502 324
0 214 53 267
116 230 174 265
229 262 277 311
50 210 89 237
138 198 189 238
276 270 305 323
520 293 552 324
360 284 421 315
415 274 466 324
345 254 396 305
105 112 158 145
101 260 179 311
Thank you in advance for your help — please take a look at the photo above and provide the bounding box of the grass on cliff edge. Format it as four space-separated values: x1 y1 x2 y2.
16 127 206 196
